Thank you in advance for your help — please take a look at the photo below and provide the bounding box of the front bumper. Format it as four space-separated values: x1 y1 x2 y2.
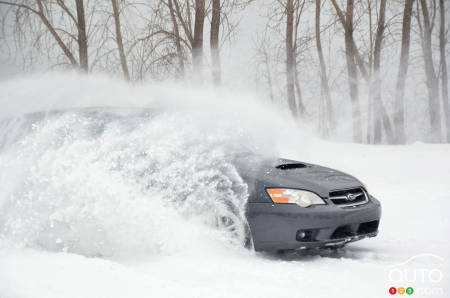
246 195 381 251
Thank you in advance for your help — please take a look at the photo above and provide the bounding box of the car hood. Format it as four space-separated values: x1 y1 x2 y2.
236 157 363 199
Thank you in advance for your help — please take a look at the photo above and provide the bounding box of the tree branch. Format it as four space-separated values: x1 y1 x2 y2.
0 1 39 14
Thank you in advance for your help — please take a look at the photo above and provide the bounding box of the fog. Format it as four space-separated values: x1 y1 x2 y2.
0 1 449 298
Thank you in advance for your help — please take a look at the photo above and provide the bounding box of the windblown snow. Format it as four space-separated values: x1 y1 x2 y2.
0 73 449 298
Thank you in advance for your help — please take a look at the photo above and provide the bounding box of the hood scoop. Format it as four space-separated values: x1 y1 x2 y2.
275 163 308 170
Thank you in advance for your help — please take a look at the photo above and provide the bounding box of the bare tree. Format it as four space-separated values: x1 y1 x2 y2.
210 0 221 85
0 0 78 67
157 0 250 82
75 0 88 71
439 0 449 141
167 0 185 77
315 0 333 135
418 0 441 141
330 0 367 80
286 0 298 118
293 0 306 117
344 0 362 142
111 0 130 80
0 0 93 71
331 0 394 143
264 51 275 103
254 32 275 103
192 0 205 78
372 0 386 144
394 0 414 143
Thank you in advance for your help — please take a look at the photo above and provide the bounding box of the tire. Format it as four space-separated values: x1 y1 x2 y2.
215 202 253 249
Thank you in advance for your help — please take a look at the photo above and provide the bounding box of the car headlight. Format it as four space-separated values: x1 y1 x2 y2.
266 188 325 207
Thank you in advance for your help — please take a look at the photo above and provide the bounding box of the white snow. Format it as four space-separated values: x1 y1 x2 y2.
0 73 449 298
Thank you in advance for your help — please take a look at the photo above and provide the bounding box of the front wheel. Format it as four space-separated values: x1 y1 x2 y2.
215 204 253 249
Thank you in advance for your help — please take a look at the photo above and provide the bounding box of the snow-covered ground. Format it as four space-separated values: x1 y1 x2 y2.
0 74 449 298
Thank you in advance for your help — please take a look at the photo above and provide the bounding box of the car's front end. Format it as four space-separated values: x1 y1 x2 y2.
238 157 381 252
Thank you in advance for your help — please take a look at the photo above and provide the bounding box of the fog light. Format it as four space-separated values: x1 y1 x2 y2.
296 230 306 240
296 229 318 242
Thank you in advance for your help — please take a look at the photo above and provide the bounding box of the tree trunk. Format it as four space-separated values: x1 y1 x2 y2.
75 0 88 72
286 0 298 118
28 0 78 66
394 0 414 144
330 0 367 80
172 0 193 44
420 0 441 142
331 0 393 141
210 0 221 85
192 0 205 79
266 60 274 103
111 0 130 80
315 0 333 135
439 0 450 142
372 0 386 144
294 64 305 115
367 0 373 143
344 0 362 142
168 0 185 78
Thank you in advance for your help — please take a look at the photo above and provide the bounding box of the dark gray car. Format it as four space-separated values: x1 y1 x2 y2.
236 156 381 252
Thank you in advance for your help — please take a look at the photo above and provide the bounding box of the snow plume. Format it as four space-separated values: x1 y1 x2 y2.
0 72 300 258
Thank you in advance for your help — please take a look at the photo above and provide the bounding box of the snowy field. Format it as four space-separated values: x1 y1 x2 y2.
0 74 449 298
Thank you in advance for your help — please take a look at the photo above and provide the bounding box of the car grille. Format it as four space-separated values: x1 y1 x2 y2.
330 220 379 239
329 187 368 207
